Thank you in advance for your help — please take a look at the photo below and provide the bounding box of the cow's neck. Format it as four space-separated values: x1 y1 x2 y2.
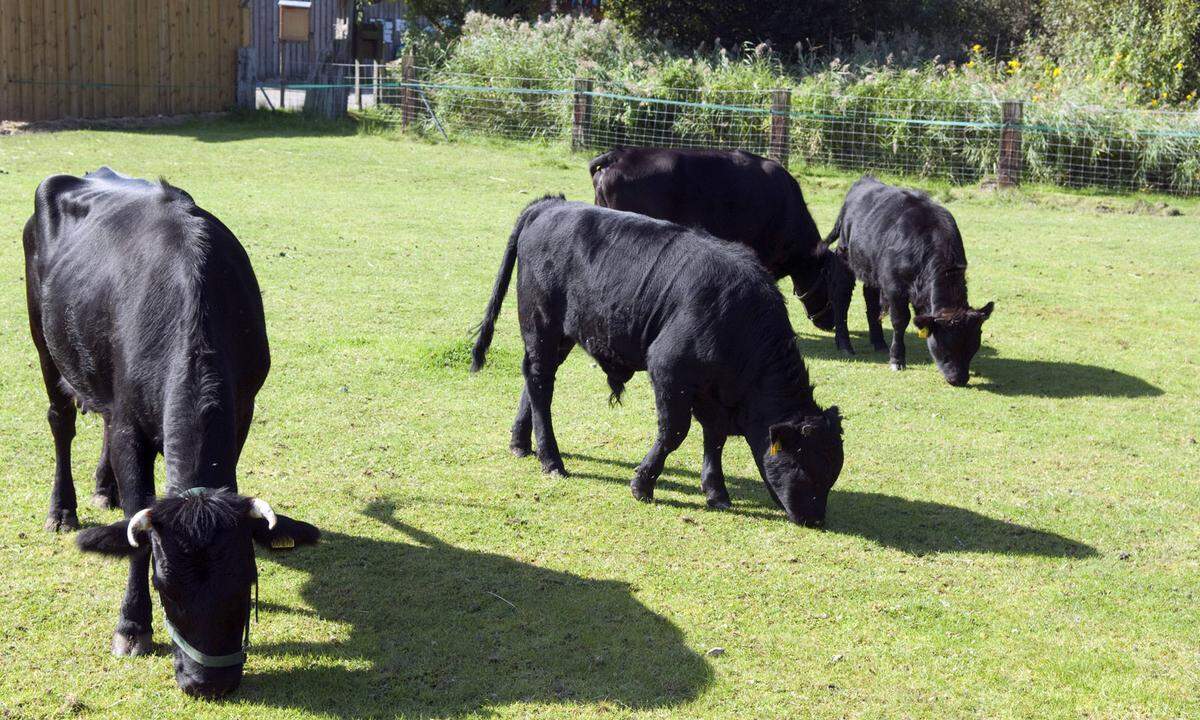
162 348 239 494
741 338 821 433
927 264 969 314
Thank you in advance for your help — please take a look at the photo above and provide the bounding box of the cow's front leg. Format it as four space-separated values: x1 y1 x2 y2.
44 398 79 532
111 424 156 657
91 418 120 510
888 296 911 371
700 423 731 510
632 375 693 502
863 285 888 351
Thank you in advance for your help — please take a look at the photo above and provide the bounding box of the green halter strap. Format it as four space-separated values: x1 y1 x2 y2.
160 486 255 669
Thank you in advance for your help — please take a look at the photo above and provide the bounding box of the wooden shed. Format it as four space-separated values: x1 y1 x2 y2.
0 1 249 122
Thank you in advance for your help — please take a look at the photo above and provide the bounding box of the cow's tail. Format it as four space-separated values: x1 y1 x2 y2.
823 201 846 246
470 220 523 373
471 195 563 372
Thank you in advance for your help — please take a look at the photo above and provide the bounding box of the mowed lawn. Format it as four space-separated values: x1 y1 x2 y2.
0 116 1197 720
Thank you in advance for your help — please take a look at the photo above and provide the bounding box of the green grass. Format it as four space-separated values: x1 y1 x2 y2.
0 115 1197 719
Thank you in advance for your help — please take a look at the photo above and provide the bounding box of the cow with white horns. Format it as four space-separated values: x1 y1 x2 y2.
24 168 319 698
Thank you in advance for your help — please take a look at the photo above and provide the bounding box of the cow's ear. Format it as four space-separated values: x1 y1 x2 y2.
252 514 320 551
768 422 804 454
977 301 994 321
77 520 145 557
823 406 843 436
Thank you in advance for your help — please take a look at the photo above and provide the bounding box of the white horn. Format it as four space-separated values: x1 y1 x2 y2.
249 498 277 530
127 508 153 547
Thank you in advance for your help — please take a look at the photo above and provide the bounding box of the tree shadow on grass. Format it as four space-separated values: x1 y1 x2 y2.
798 331 1160 398
241 500 711 718
562 453 1096 558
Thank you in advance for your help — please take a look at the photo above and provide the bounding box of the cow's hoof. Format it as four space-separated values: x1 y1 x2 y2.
889 361 906 372
112 631 153 657
510 444 532 459
90 491 118 510
542 462 569 478
630 476 656 503
706 496 732 511
44 509 80 533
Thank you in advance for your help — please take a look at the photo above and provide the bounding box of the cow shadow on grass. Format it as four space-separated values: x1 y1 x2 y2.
798 331 1161 398
564 453 1096 558
241 500 711 718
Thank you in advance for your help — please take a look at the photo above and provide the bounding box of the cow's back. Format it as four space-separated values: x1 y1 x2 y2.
839 177 966 288
28 169 267 417
516 201 791 377
592 148 820 277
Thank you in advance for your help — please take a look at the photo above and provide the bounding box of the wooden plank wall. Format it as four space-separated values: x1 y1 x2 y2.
251 0 342 81
0 0 244 122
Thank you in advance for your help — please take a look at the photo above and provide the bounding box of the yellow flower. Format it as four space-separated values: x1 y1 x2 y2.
1176 61 1185 71
1188 91 1197 101
972 44 982 53
965 60 975 68
1162 90 1169 98
1007 59 1021 69
1052 67 1062 78
1114 52 1122 61
1149 98 1158 107
1032 94 1041 101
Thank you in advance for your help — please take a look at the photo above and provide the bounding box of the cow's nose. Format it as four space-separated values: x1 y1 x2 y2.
176 664 241 700
947 375 969 387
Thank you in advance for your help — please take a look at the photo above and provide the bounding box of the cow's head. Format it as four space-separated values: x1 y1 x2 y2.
792 247 838 332
913 302 994 386
762 407 844 526
76 489 319 699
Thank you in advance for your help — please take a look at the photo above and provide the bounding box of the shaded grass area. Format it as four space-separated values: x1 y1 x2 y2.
0 115 1197 719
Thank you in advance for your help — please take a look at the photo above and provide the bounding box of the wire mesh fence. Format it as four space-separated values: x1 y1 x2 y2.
271 64 1200 196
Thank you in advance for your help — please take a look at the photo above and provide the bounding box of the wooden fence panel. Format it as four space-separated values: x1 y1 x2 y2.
0 0 245 121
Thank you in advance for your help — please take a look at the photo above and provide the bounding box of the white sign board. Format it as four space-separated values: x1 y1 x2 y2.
383 21 394 44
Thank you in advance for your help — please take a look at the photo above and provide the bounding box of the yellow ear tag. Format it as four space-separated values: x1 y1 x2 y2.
917 326 930 339
271 535 295 549
769 441 781 456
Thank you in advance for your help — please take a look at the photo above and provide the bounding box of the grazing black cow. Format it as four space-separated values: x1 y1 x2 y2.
24 168 319 698
824 177 994 386
589 147 838 331
471 196 844 526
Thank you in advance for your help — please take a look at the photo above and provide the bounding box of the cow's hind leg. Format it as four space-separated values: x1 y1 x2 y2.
522 334 573 476
109 422 156 657
888 295 911 371
631 369 694 502
510 339 573 458
90 418 120 510
700 422 731 510
863 286 888 352
831 265 856 355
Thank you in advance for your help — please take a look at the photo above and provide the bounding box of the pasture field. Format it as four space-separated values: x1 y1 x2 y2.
0 115 1197 719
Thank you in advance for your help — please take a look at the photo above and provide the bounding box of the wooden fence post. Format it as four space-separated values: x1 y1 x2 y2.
768 88 791 168
998 100 1023 188
279 44 287 110
572 78 593 152
355 60 362 111
372 61 380 106
401 52 416 128
236 48 257 110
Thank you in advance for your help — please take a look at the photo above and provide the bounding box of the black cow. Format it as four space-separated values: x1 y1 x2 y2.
589 147 838 330
824 177 994 386
471 196 844 526
24 168 319 698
